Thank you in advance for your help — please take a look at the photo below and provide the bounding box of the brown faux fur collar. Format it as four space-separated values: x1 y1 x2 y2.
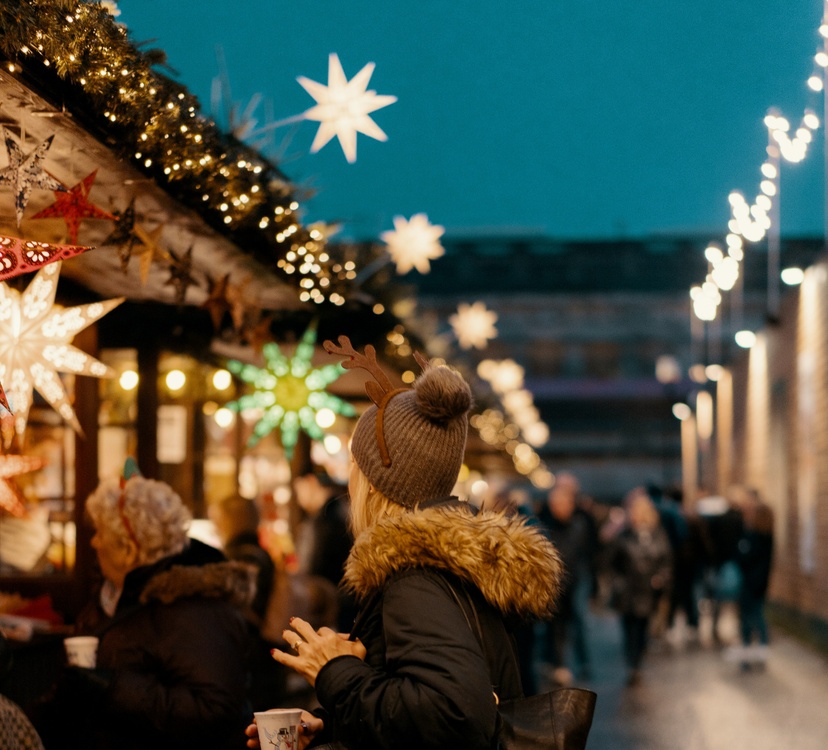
343 504 563 619
140 560 256 608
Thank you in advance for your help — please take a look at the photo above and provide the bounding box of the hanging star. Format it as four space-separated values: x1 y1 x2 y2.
201 272 231 331
297 53 397 163
226 324 356 457
165 246 196 304
450 302 499 350
132 222 169 285
0 129 66 227
0 234 92 281
101 198 138 272
243 312 275 354
31 170 116 244
0 261 123 443
226 276 252 332
381 213 445 274
0 452 45 517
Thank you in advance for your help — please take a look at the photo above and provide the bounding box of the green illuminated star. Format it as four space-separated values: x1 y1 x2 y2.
226 325 355 457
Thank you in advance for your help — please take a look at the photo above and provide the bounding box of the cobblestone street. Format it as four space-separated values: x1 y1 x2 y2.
548 607 828 750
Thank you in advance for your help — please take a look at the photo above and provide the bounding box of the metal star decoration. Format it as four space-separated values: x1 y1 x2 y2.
201 272 231 331
101 197 138 272
165 246 196 304
381 213 445 274
0 261 123 443
450 301 498 350
226 324 356 457
0 129 66 228
297 53 397 163
0 452 45 517
31 169 116 244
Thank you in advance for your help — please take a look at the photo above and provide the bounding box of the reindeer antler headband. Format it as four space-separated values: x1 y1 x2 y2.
323 336 429 467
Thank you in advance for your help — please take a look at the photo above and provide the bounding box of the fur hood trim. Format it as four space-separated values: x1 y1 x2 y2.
343 504 563 619
139 560 256 609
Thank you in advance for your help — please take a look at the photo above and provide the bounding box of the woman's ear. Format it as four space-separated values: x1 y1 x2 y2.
122 538 140 568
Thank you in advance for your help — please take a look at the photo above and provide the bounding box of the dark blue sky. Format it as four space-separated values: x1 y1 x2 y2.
119 1 825 242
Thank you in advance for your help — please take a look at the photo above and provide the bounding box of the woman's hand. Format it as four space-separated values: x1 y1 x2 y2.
271 616 367 686
245 710 323 750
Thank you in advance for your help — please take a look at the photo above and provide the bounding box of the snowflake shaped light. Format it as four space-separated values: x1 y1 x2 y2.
226 325 355 457
450 302 498 350
381 214 445 274
0 261 123 441
297 53 397 163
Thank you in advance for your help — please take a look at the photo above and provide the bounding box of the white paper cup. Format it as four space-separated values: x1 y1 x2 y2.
64 636 99 668
254 708 303 749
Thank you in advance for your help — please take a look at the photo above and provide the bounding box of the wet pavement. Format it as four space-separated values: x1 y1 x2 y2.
537 605 828 750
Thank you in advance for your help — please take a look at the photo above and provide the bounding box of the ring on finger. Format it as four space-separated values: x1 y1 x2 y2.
292 637 305 652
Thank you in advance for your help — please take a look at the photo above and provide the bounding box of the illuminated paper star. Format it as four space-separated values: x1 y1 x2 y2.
0 129 66 227
0 452 45 517
0 234 92 281
0 261 123 442
132 223 169 284
226 324 355 457
31 170 116 244
297 53 397 163
450 302 498 350
381 213 445 274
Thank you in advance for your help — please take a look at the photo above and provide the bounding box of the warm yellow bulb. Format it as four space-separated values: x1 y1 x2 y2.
119 370 139 390
166 369 186 391
212 369 232 390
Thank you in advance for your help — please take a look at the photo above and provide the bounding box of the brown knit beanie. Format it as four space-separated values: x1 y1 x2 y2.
323 337 472 508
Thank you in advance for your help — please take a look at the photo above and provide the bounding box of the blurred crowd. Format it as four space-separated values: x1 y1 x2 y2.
483 474 775 690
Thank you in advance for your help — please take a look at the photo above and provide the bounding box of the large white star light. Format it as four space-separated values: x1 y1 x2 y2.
297 53 397 163
381 214 445 274
450 301 498 350
0 262 123 441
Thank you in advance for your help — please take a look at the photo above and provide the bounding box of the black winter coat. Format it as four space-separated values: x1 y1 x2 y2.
313 499 563 750
41 540 254 750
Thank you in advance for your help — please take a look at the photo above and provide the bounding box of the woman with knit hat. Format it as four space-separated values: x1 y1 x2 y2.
246 337 563 750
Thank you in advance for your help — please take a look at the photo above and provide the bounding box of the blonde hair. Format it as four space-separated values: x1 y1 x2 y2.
348 464 410 538
86 477 191 567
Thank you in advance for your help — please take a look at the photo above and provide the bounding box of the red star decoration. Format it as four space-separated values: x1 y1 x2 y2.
0 452 45 517
0 234 92 281
201 273 231 331
31 170 116 244
0 383 9 413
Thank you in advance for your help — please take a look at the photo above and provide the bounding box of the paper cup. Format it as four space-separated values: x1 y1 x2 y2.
64 636 99 668
254 708 303 750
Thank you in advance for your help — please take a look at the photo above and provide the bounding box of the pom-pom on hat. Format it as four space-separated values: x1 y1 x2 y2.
324 336 472 508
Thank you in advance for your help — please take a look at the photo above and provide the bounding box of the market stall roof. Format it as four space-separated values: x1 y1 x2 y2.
0 0 344 318
0 68 303 312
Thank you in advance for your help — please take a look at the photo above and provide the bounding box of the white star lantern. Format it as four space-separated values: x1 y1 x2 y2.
381 213 445 274
450 302 498 350
297 53 397 163
0 261 123 441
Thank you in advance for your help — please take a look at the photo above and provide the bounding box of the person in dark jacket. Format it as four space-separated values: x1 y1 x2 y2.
36 466 254 750
733 492 774 669
247 338 563 750
609 493 672 685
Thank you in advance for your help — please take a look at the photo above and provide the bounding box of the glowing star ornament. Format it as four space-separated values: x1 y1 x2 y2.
0 261 124 442
450 302 498 350
226 325 355 457
0 235 92 281
0 129 66 227
0 452 45 517
297 53 397 163
31 170 116 244
381 214 445 274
